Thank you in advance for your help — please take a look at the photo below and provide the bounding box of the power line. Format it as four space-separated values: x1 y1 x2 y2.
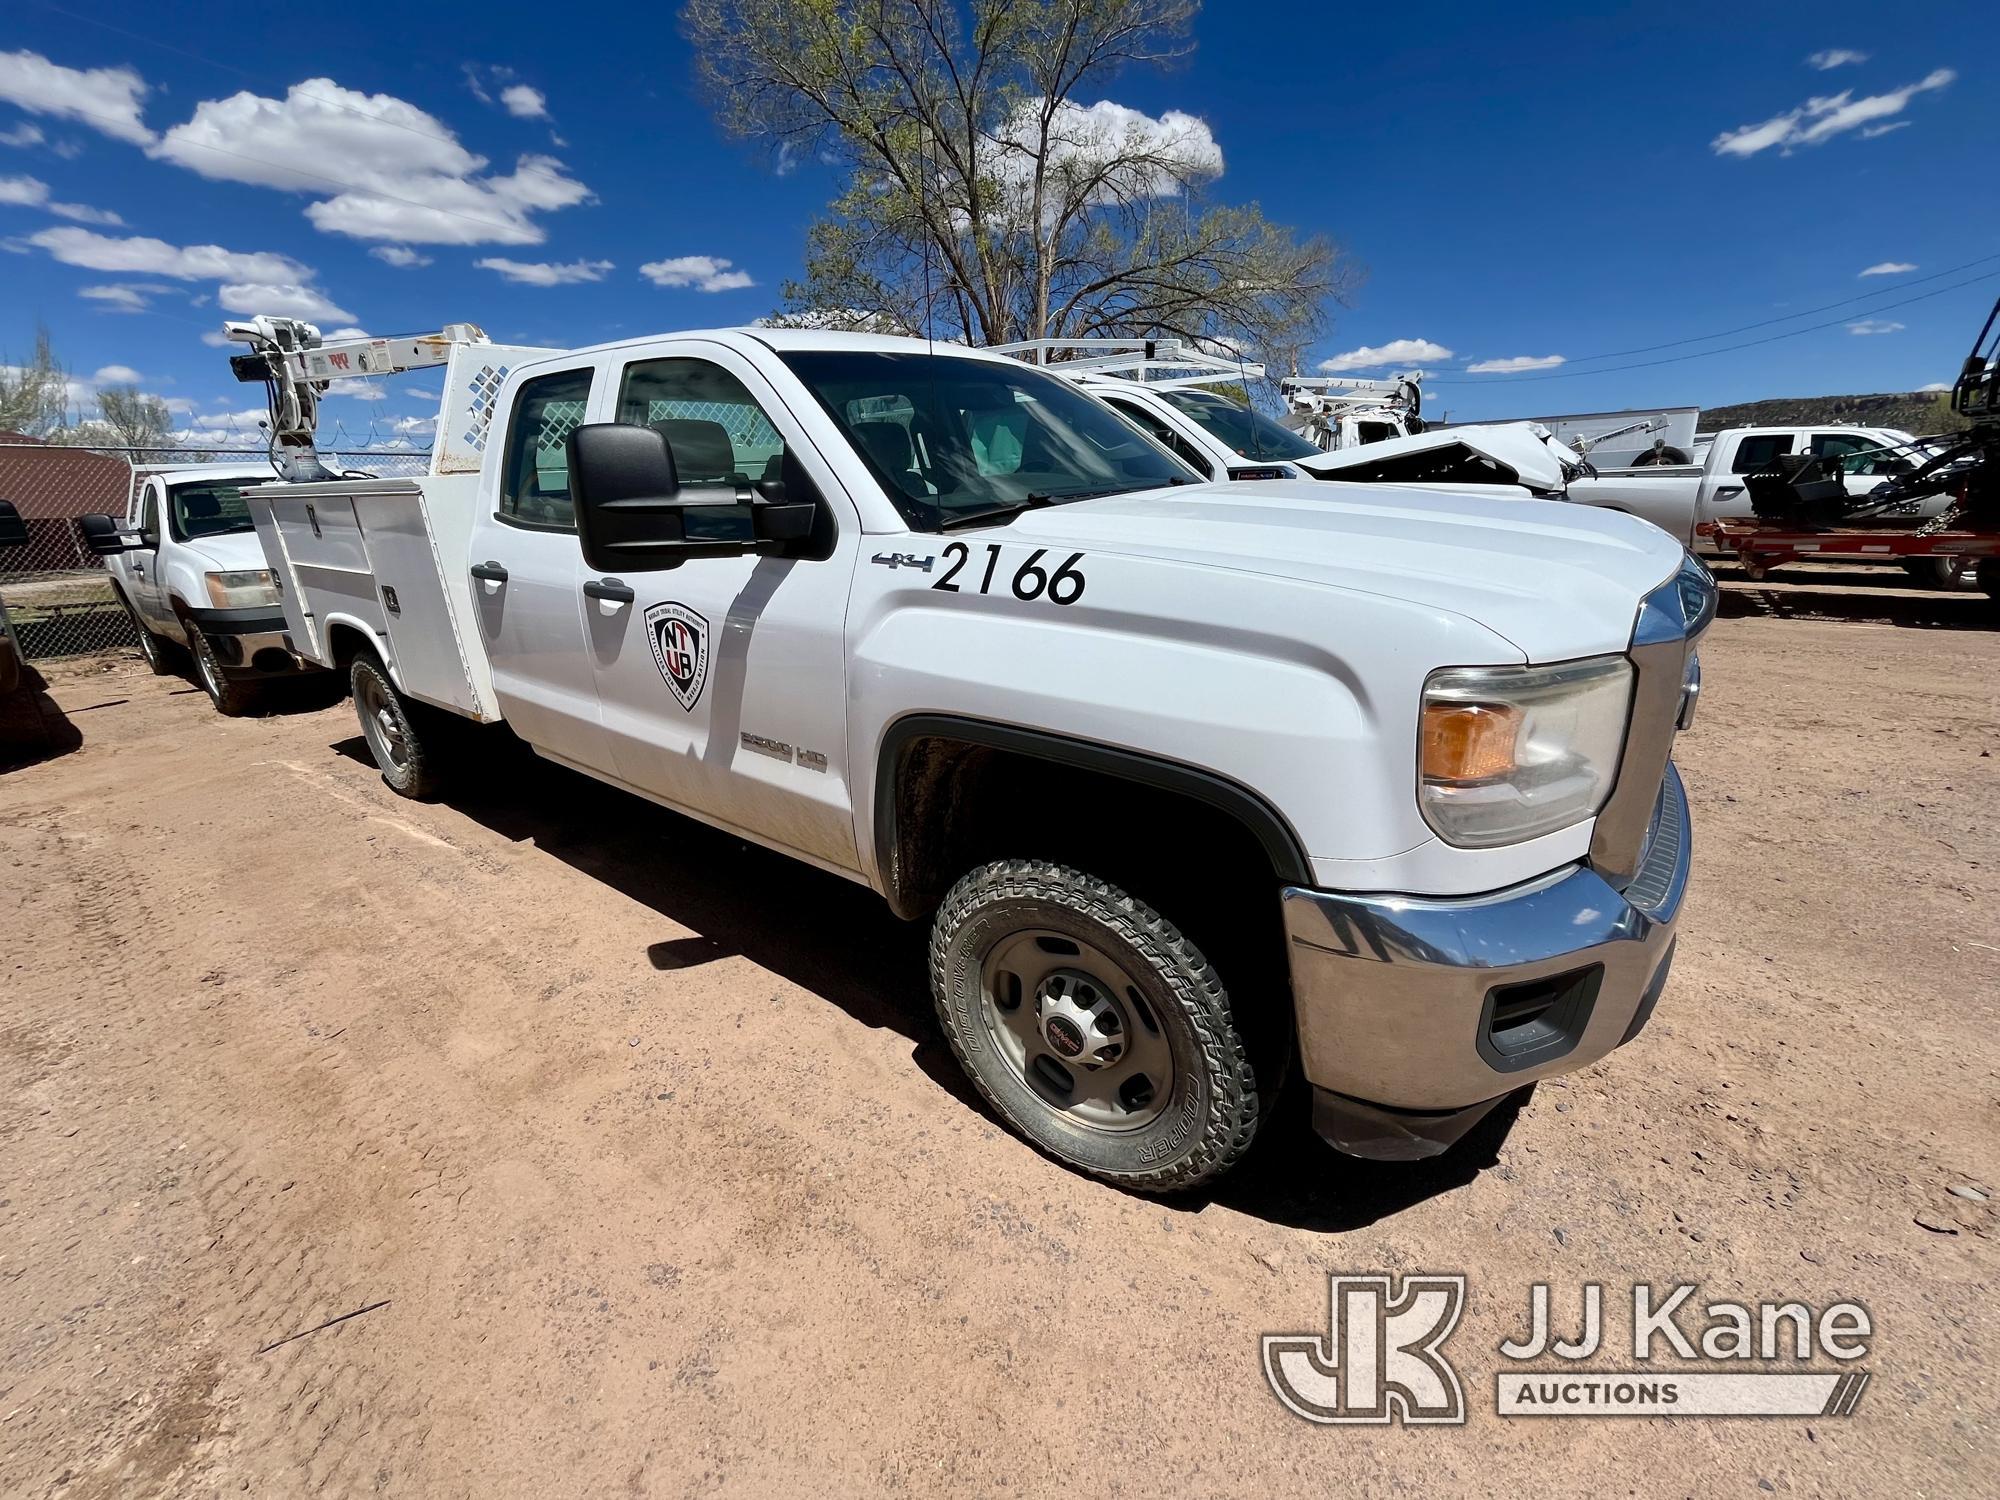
22 0 483 153
1430 269 2000 384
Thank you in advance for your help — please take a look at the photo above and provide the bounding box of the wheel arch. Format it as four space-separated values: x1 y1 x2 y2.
873 712 1312 922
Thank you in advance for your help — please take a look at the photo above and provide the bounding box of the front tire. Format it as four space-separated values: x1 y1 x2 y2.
183 620 257 716
929 859 1261 1192
1903 556 1974 590
350 653 439 799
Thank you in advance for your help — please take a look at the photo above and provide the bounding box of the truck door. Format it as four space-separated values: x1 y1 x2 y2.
582 345 861 874
464 362 611 771
125 479 168 627
1701 432 1794 527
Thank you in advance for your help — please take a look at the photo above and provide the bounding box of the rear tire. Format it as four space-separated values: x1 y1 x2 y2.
929 859 1261 1192
350 653 439 799
184 620 258 716
1902 556 1974 590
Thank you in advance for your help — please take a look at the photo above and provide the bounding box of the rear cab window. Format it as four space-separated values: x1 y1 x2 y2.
499 367 594 528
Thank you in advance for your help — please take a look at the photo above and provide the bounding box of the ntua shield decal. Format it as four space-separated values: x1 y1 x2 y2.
645 601 710 711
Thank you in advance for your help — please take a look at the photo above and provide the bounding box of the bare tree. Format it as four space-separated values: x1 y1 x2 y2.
682 0 1357 364
93 386 175 456
0 325 72 438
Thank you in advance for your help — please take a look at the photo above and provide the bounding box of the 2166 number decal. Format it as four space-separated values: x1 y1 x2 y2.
932 543 1087 606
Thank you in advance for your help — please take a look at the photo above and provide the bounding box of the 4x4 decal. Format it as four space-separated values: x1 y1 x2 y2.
645 601 710 711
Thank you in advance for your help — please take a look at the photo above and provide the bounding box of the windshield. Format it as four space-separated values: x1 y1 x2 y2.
779 350 1197 530
1158 389 1321 462
168 478 267 542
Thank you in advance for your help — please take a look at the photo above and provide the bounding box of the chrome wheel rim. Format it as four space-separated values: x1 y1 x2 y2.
194 635 223 697
137 630 159 665
978 928 1175 1132
355 674 410 771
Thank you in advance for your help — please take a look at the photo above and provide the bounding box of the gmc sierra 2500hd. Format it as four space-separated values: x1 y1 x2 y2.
231 317 1711 1193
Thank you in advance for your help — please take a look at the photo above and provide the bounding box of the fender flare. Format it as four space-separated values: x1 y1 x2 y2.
872 712 1313 919
318 613 403 689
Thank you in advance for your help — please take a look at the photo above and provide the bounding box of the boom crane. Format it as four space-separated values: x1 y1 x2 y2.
224 315 491 481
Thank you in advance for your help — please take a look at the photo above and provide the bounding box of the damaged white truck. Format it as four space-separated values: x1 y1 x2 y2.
231 316 1711 1192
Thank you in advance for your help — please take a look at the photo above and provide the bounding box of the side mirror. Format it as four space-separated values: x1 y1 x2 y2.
77 512 131 556
568 422 818 573
0 499 26 550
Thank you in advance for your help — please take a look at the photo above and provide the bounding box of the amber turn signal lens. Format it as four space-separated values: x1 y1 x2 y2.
1421 702 1522 783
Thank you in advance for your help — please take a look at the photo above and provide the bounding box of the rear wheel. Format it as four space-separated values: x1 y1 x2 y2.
350 653 439 799
1902 556 1975 590
929 859 1261 1192
184 620 258 716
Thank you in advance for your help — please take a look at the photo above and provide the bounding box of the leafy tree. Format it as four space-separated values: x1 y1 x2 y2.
0 326 72 438
682 0 1355 364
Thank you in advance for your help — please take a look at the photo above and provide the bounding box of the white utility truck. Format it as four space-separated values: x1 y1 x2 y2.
1562 424 1968 582
1003 340 1576 497
233 315 1710 1192
78 463 312 714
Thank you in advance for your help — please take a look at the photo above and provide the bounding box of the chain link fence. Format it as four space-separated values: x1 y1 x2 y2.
0 442 430 661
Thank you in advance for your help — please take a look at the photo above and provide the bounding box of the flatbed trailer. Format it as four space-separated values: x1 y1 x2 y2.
1705 517 2000 585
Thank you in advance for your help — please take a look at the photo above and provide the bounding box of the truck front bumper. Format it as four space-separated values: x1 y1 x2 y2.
184 606 310 680
1281 763 1690 1161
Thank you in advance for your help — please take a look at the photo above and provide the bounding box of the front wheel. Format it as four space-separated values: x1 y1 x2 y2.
184 620 258 716
929 859 1262 1192
350 653 439 799
1903 556 1975 590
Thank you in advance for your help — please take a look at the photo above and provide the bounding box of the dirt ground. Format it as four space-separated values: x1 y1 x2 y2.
2 565 1996 1498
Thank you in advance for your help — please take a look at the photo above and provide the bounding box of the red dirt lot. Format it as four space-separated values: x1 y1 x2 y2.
2 569 1996 1497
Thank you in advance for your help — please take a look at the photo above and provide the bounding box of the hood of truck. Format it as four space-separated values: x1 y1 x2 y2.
176 529 269 573
982 481 1685 661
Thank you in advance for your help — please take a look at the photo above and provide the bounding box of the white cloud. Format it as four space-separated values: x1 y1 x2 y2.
1316 338 1452 373
475 255 612 286
0 172 123 223
0 51 153 146
1712 68 1955 157
200 329 232 347
323 380 389 400
1465 354 1566 374
152 79 590 245
1807 49 1869 71
0 121 46 147
1859 121 1910 139
499 84 547 120
1860 261 1916 276
639 255 755 292
1847 319 1904 335
988 98 1223 207
369 244 432 268
325 327 370 340
217 280 356 324
80 282 165 311
27 225 307 282
1918 381 1951 393
92 363 141 383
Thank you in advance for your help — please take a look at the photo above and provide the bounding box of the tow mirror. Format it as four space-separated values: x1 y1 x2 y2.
568 422 818 573
77 512 131 556
0 499 26 549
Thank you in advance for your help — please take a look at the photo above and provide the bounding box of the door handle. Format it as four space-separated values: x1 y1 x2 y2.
470 561 509 584
583 578 635 604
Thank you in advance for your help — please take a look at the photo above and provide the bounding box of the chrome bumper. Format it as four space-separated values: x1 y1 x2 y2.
1282 764 1690 1155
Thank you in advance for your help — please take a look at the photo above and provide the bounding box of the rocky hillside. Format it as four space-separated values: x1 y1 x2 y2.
1701 390 1968 434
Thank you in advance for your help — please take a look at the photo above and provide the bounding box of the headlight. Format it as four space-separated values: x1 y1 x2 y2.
1419 655 1634 848
204 569 278 609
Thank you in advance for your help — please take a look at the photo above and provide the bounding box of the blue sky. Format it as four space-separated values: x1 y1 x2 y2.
1 0 1992 447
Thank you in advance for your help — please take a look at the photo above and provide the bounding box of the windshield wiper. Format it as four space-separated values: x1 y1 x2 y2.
934 480 1186 532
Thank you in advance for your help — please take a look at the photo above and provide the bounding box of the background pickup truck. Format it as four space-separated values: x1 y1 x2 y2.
1563 425 1969 584
79 464 316 714
236 319 1712 1194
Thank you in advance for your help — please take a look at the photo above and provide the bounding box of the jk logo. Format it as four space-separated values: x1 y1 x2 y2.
1262 1274 1467 1425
